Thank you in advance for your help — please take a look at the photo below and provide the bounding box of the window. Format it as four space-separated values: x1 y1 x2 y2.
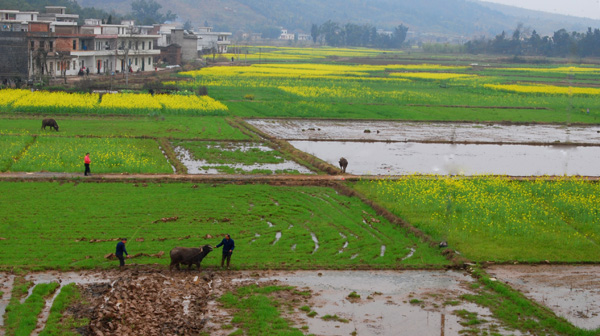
148 57 151 65
39 41 45 49
30 41 35 49
141 41 145 50
135 58 138 66
148 41 152 49
72 40 76 50
49 41 53 51
57 63 60 71
135 41 139 50
128 41 132 49
73 60 76 69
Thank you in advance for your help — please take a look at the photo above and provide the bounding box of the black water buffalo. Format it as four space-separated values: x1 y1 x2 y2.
41 118 59 131
169 244 213 271
339 157 348 173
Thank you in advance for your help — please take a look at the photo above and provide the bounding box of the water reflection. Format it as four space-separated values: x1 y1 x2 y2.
291 141 600 176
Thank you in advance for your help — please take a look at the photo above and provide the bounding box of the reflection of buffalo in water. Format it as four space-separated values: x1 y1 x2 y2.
339 157 348 173
41 118 59 131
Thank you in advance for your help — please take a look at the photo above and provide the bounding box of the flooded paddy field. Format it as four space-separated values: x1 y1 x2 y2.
249 119 600 176
291 140 600 176
0 269 527 336
174 142 313 174
488 265 600 330
248 119 600 145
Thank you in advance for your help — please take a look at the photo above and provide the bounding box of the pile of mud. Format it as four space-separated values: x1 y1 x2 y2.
79 268 215 335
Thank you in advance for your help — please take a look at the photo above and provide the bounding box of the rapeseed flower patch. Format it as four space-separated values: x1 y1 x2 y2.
12 91 99 113
484 83 600 96
389 72 476 80
0 89 31 108
154 94 228 114
356 176 600 261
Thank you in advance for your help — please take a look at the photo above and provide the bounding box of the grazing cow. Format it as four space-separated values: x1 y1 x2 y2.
41 118 59 131
339 157 348 173
169 244 213 271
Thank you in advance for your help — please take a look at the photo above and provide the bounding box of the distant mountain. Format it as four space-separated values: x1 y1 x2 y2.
64 0 600 39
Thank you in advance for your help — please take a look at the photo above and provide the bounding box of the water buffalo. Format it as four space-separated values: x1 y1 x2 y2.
339 157 348 173
169 244 213 271
41 118 59 131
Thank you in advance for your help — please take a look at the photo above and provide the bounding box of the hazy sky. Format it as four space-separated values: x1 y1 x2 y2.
481 0 600 20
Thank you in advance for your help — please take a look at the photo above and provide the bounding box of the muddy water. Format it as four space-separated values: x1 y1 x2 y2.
488 265 600 330
175 146 313 174
0 273 14 335
290 141 600 176
248 119 600 144
257 270 522 336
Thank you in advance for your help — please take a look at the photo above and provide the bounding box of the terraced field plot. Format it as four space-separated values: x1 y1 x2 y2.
9 136 173 174
0 115 251 140
0 182 447 270
353 176 600 262
173 141 313 174
178 62 600 122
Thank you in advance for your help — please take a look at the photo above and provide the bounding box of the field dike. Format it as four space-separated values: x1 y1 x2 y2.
232 117 341 175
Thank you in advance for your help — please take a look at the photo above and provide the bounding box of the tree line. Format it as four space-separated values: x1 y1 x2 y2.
311 20 408 49
465 24 600 58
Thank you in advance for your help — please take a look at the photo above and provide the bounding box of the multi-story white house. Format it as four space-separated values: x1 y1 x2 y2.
73 19 160 74
0 9 38 31
196 27 231 54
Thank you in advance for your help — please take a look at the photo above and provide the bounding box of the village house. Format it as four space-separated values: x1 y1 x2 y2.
0 6 161 84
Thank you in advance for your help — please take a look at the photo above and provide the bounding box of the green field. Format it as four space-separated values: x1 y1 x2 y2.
9 137 173 174
175 62 600 122
0 182 447 271
353 177 600 262
0 115 251 140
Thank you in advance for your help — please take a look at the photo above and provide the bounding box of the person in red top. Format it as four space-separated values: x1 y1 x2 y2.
84 152 91 176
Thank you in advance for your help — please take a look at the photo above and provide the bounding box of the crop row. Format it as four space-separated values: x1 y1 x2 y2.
0 89 228 115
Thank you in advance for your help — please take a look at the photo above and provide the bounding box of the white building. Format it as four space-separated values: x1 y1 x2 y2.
71 20 160 74
0 9 38 31
279 29 294 40
196 27 231 54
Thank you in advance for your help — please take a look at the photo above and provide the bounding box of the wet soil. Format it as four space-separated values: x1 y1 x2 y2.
175 145 313 175
257 270 523 336
487 265 600 330
0 268 534 336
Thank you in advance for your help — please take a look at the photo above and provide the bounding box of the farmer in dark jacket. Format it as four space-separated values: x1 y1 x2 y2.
116 238 129 268
216 234 235 269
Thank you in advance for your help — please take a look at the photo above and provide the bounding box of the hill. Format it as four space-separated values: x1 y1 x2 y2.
8 0 600 40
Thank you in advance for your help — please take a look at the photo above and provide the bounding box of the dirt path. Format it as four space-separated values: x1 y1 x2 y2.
1 171 598 182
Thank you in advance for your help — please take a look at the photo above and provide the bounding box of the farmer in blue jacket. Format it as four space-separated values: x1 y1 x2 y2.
216 234 235 269
116 238 129 268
